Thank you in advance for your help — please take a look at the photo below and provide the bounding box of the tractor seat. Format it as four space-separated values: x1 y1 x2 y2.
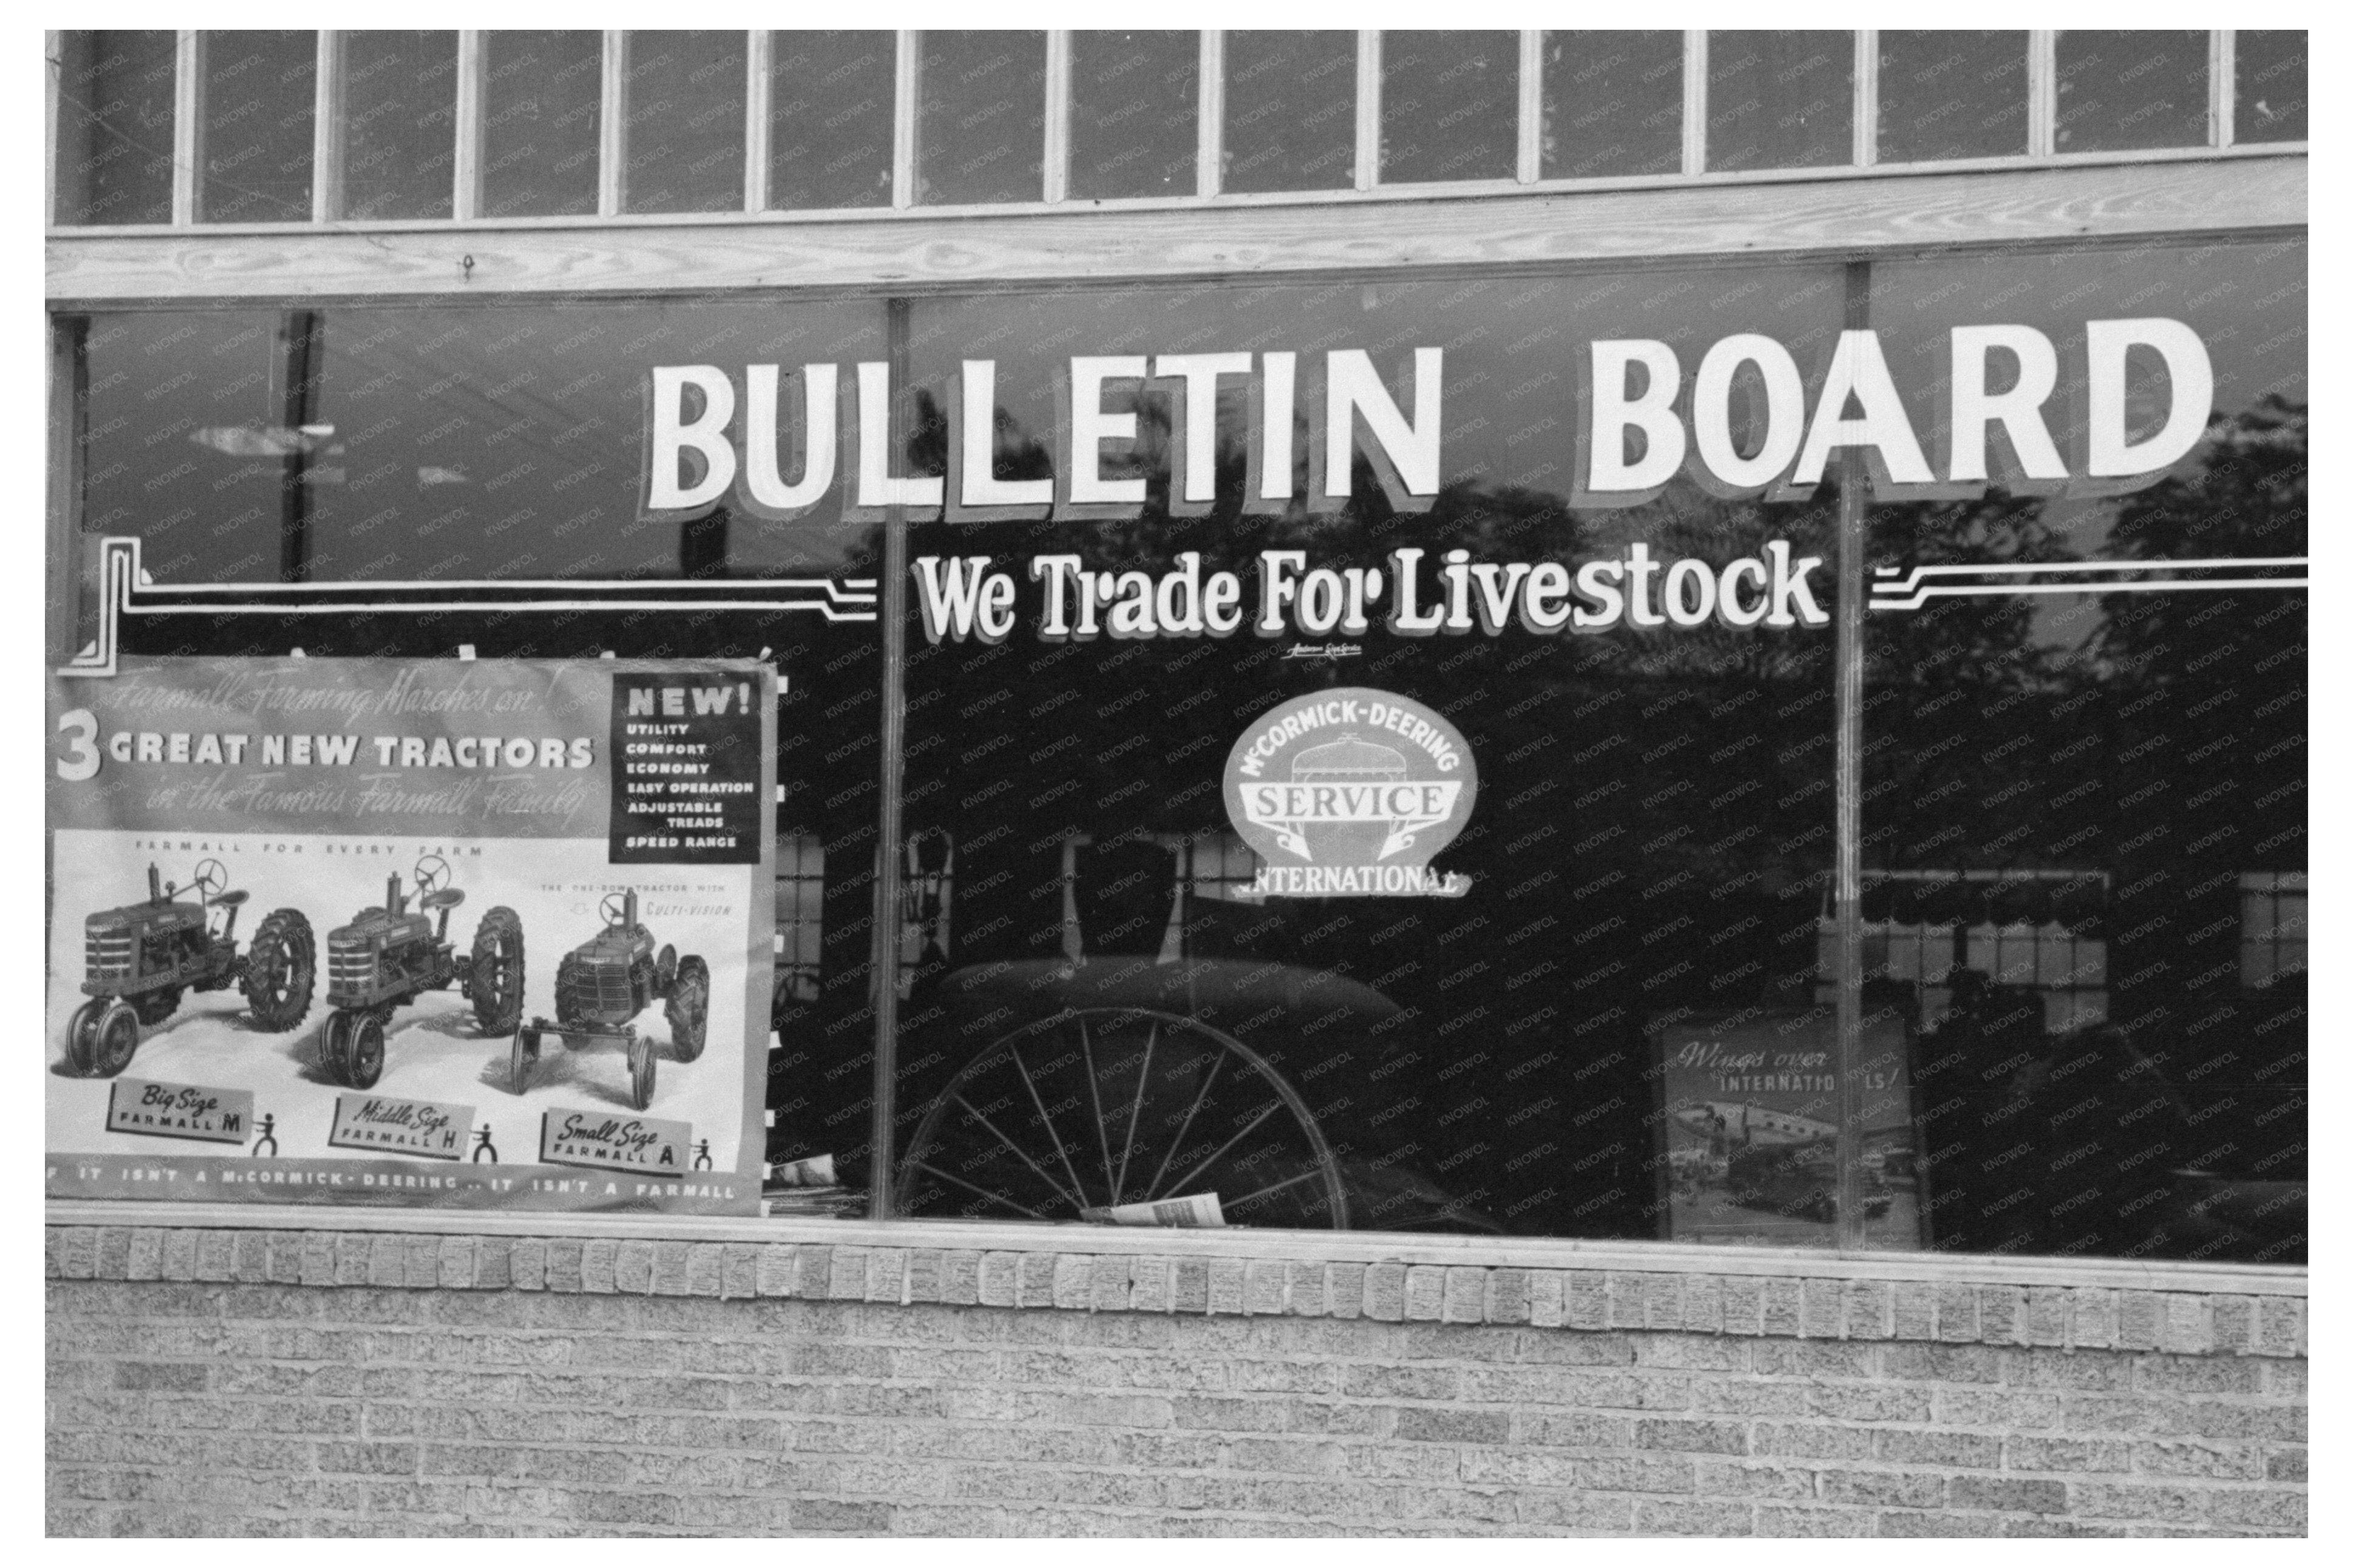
211 890 250 907
420 888 466 910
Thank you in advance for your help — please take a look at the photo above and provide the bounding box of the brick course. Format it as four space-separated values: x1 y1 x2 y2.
46 1224 2304 1538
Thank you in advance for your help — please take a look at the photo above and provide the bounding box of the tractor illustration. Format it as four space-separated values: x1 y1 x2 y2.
510 890 709 1111
64 860 315 1078
318 854 525 1089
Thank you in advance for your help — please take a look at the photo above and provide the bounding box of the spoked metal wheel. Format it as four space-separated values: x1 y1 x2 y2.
896 1008 1348 1229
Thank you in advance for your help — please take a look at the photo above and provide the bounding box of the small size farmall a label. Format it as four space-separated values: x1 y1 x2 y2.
106 1079 254 1144
1223 687 1477 898
328 1093 473 1161
540 1110 692 1172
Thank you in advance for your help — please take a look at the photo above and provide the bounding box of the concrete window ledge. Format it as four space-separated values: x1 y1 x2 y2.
43 1205 2304 1356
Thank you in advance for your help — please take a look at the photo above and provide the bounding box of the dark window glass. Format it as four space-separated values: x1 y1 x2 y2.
915 31 1045 205
1540 30 1682 180
1070 31 1197 200
884 270 1849 1240
2055 31 2207 153
481 31 602 219
1221 31 1354 193
1876 31 2028 162
1380 30 1517 184
768 30 895 210
336 31 457 220
1706 30 1851 171
1865 239 2306 1262
2236 31 2307 143
52 30 177 226
197 30 316 223
623 31 746 213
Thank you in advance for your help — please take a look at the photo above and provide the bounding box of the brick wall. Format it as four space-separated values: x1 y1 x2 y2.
46 1224 2306 1537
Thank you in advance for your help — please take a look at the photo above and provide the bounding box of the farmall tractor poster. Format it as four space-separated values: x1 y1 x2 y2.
45 656 775 1215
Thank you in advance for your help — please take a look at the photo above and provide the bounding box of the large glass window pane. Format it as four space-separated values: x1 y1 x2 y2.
2235 31 2307 144
2055 31 2207 153
1540 30 1682 180
881 268 1849 1239
197 30 316 223
915 31 1045 205
1379 30 1517 184
623 31 746 214
1706 29 1851 171
336 31 457 220
1864 239 2306 1263
1221 30 1354 194
52 30 177 226
482 30 601 218
1876 31 2028 162
1070 32 1197 200
767 30 894 211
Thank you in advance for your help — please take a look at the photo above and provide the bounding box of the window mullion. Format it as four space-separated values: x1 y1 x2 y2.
598 30 625 217
1043 31 1071 204
1853 30 1878 166
1354 30 1379 189
312 30 342 223
2028 31 2057 157
1197 30 1223 198
2212 30 2236 149
745 30 773 213
1516 30 1542 183
892 31 916 210
452 31 486 222
1682 31 1707 175
174 31 200 225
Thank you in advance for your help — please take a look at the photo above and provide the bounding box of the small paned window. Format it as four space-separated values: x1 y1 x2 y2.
1540 31 1682 180
480 30 602 219
1706 30 1852 171
767 31 895 211
2241 873 2307 989
1379 30 1518 184
336 32 457 221
2055 31 2208 153
1221 31 1355 194
2235 32 2307 144
622 31 747 214
197 30 317 223
777 835 825 1007
1876 31 2029 163
915 31 1046 206
1070 32 1198 200
52 30 177 226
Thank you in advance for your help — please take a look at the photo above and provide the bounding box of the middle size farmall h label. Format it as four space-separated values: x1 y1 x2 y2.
1224 689 1476 899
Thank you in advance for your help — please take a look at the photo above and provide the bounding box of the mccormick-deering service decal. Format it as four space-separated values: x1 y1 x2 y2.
1224 687 1476 898
45 656 775 1215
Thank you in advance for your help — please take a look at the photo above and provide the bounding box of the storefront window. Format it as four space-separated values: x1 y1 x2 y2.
1221 31 1354 194
1070 32 1197 200
1876 31 2028 163
1540 32 1682 180
622 31 747 214
336 31 457 222
1706 30 1851 171
915 31 1045 206
1863 237 2307 1262
52 30 176 227
197 30 316 223
1380 32 1517 184
2055 31 2208 153
481 30 602 219
767 31 895 211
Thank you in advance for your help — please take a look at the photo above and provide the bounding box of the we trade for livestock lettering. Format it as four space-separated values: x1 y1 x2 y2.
913 545 1828 643
643 320 2215 521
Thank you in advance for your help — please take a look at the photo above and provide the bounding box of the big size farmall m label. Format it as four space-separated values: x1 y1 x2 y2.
1224 689 1477 899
